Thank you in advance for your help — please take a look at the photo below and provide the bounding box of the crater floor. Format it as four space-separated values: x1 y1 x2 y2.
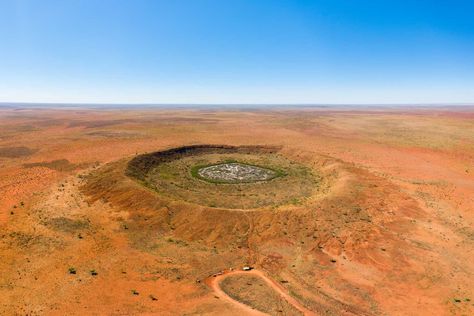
196 162 279 183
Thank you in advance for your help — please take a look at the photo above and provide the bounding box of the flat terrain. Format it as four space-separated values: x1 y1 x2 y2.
196 162 278 183
213 270 305 315
0 105 473 315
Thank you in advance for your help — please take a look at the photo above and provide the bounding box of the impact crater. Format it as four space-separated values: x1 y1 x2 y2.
125 145 319 209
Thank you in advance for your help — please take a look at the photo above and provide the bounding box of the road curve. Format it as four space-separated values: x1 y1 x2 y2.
205 269 317 316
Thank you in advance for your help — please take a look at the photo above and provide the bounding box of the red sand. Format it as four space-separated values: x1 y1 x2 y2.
0 106 473 315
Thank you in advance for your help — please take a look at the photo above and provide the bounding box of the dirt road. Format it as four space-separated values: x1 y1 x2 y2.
205 269 317 316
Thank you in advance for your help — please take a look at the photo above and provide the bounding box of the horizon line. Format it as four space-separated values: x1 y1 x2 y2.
1 101 474 107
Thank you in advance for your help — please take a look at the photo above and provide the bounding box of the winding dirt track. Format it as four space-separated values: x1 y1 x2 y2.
205 269 317 316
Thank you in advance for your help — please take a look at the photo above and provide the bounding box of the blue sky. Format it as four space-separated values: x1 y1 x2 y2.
1 0 473 104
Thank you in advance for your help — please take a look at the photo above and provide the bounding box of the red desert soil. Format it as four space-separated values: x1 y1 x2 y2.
206 269 315 315
0 106 473 315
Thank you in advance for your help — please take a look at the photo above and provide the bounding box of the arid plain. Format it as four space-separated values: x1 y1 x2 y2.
0 105 473 315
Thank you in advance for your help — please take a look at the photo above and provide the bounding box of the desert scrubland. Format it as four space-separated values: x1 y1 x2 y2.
0 105 473 315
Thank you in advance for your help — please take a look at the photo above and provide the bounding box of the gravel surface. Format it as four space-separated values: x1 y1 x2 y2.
197 162 277 183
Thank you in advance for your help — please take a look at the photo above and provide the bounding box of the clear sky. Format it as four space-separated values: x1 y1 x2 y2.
1 0 473 104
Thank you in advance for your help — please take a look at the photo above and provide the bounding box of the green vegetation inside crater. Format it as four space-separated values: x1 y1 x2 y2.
143 152 318 209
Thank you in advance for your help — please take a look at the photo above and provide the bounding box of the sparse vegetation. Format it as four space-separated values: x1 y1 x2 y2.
4 108 471 315
43 217 89 233
0 146 36 158
23 159 85 172
220 274 303 315
126 145 318 209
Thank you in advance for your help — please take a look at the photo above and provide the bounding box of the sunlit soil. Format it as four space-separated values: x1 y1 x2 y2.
1 106 473 315
125 145 319 209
